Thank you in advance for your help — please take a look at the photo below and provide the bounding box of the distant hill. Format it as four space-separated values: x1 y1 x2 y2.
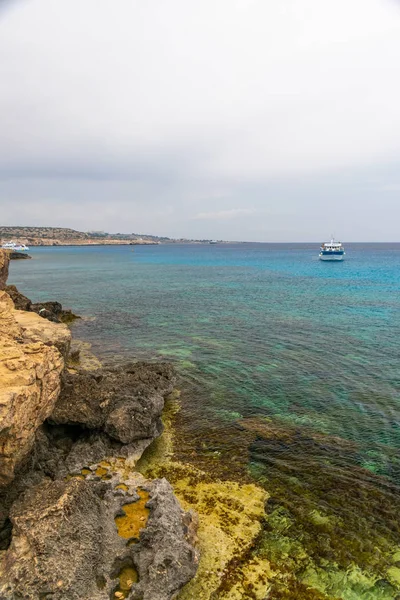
0 226 222 245
0 226 89 241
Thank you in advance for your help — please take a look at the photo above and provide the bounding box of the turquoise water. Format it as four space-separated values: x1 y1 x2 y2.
9 243 400 476
8 243 400 598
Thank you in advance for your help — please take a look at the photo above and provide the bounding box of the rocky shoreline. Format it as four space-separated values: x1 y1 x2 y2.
0 249 199 599
0 248 274 600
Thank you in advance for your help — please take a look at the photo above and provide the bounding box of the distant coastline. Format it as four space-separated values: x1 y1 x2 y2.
0 226 230 247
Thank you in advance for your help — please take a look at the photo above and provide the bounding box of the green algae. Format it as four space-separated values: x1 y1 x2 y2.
157 405 400 600
137 366 400 599
158 347 193 359
240 417 400 599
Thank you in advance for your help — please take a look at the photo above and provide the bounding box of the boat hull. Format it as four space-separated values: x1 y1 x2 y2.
319 253 344 261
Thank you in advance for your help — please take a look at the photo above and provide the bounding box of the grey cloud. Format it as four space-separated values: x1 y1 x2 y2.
1 0 400 240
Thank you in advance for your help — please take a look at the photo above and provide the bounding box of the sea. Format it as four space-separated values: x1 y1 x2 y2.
8 243 400 599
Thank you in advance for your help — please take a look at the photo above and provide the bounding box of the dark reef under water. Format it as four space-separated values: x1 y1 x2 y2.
171 403 400 599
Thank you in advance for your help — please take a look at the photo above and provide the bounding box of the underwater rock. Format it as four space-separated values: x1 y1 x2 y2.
0 471 199 600
67 339 103 371
51 363 176 445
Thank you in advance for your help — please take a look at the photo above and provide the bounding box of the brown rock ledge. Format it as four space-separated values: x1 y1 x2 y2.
0 290 71 486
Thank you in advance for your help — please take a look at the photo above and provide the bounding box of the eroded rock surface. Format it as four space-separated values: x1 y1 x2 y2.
0 251 9 290
52 363 176 443
5 284 79 323
3 284 31 311
0 470 199 600
0 291 70 486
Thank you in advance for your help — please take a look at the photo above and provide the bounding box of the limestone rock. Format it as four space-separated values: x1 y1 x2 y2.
29 300 80 324
51 362 176 444
0 251 9 291
14 307 71 359
5 284 79 324
131 477 199 600
0 291 70 486
0 472 199 600
3 284 31 311
0 478 105 600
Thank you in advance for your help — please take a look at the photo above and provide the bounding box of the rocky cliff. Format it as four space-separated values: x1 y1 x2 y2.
0 288 70 486
0 251 9 290
0 249 199 599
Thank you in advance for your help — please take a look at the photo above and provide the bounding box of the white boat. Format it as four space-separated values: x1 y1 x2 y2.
319 239 345 261
1 241 30 252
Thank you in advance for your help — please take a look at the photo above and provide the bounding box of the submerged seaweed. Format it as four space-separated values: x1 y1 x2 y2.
167 409 400 599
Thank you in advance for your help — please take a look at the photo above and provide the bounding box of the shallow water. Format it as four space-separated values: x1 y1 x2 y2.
9 243 400 598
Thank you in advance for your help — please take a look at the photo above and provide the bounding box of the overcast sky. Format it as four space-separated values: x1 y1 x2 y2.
1 0 400 241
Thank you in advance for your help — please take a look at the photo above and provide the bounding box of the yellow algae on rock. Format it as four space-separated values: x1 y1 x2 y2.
95 466 109 478
136 396 271 599
115 483 129 492
137 393 180 471
115 489 150 541
113 565 138 599
140 460 269 600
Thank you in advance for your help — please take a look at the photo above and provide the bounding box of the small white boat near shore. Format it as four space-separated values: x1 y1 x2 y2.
319 239 345 261
1 241 30 252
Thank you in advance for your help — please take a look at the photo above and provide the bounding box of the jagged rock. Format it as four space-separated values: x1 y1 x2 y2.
0 472 199 600
32 424 153 480
131 477 199 600
0 249 199 597
51 363 176 445
0 251 9 290
0 291 71 486
9 252 31 260
13 307 71 359
30 300 80 323
4 284 31 311
0 478 105 599
5 284 80 323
